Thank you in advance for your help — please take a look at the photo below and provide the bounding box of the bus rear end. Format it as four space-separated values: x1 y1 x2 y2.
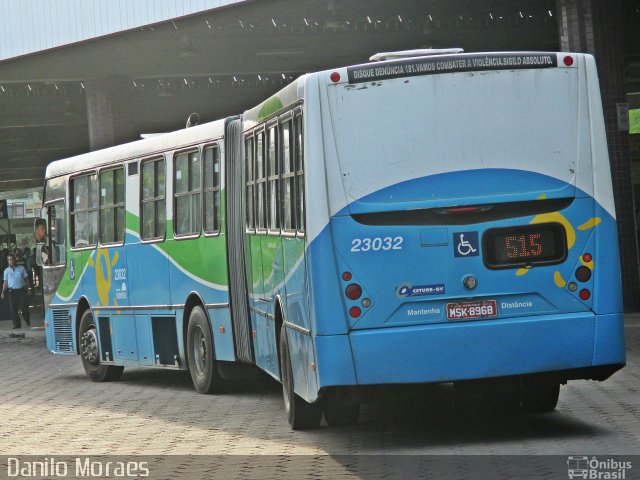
309 52 625 406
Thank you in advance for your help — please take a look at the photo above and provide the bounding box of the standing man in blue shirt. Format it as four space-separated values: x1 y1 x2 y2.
2 253 32 329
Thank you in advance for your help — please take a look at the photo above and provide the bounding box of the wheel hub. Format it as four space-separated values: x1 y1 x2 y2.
80 329 99 364
200 338 207 363
193 327 207 375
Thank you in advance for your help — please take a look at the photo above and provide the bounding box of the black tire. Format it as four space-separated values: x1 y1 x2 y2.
520 380 560 413
186 306 224 394
78 310 124 382
279 329 322 430
322 390 360 427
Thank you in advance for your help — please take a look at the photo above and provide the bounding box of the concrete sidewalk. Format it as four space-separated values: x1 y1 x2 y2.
0 302 46 342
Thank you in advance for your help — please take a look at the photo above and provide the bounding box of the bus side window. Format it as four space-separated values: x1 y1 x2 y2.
174 150 201 237
293 111 305 234
280 118 295 233
245 135 255 232
141 157 166 240
99 167 125 244
203 144 221 234
70 173 98 247
267 124 279 232
255 131 267 232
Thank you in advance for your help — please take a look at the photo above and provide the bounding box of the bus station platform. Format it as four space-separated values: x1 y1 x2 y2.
0 302 46 341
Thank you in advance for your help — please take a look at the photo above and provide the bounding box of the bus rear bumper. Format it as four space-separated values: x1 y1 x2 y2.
316 312 625 387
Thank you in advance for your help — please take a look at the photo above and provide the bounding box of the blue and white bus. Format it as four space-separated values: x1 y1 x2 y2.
39 50 625 429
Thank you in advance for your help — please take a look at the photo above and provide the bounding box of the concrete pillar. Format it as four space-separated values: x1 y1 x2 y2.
557 0 594 52
85 76 134 151
556 0 640 311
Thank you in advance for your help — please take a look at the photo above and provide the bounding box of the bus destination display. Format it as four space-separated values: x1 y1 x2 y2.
483 223 566 269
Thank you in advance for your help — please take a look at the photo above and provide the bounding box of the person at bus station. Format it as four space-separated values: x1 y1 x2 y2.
23 247 35 303
1 252 32 329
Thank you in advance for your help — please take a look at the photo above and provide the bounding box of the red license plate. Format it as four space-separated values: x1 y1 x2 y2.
446 300 498 320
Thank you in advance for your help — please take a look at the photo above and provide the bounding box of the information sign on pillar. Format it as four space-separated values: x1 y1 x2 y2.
616 103 629 132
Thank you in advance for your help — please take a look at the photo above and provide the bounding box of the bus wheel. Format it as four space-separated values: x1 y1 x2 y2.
279 329 322 430
186 306 224 394
520 380 560 413
322 390 360 427
78 310 124 382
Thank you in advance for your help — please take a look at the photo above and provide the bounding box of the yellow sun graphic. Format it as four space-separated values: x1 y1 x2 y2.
515 194 600 288
87 249 119 306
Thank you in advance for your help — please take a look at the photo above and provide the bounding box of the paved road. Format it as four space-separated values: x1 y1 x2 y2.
1 315 639 464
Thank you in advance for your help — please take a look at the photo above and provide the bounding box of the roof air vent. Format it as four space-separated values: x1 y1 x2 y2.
370 48 464 62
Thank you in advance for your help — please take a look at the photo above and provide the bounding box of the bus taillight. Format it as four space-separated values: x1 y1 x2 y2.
579 289 591 301
346 284 362 300
575 266 592 283
564 55 574 66
349 306 361 318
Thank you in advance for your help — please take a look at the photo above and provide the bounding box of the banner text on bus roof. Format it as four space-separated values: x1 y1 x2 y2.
346 53 558 84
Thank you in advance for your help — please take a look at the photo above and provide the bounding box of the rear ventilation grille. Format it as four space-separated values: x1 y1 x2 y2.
52 309 74 353
352 198 574 226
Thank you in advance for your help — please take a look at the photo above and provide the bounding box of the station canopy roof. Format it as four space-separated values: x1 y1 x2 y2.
7 0 633 193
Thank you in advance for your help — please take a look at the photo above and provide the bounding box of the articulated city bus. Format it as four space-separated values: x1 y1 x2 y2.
38 50 625 429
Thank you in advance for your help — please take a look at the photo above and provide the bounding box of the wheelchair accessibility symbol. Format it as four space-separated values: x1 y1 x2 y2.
454 232 479 257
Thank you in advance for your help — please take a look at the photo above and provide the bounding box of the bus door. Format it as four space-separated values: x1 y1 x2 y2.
259 122 285 375
250 128 269 370
37 201 68 311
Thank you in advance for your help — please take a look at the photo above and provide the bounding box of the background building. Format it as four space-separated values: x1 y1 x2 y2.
0 0 638 310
